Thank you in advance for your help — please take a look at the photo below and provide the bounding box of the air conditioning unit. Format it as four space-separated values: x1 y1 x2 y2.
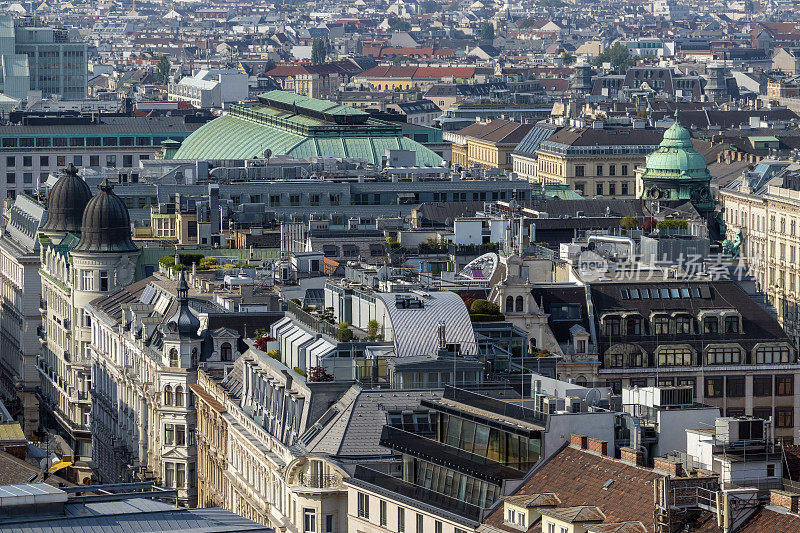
566 396 583 413
715 417 766 444
652 386 693 407
542 396 565 415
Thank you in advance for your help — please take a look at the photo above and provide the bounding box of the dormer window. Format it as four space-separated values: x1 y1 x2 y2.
675 315 692 334
703 316 719 333
604 316 621 336
221 342 232 361
724 316 740 333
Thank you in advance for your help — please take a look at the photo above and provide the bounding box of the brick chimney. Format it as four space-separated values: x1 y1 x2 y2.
620 447 644 466
570 433 588 450
653 457 686 477
770 490 800 514
587 437 608 456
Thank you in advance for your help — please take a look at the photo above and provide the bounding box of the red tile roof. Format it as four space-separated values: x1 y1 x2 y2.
482 446 663 533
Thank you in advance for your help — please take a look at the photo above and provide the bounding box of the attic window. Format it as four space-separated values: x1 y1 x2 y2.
603 479 615 490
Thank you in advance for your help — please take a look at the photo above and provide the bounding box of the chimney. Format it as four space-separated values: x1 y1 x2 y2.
587 437 608 456
770 490 800 514
653 457 685 477
570 433 588 450
620 447 644 466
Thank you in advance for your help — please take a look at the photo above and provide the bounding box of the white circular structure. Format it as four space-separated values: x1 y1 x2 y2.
459 252 499 280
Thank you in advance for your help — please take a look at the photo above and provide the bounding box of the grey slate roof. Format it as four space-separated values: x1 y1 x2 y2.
0 503 272 532
298 387 442 457
3 194 45 253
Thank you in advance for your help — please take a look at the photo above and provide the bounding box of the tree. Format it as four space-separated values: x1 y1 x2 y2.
337 322 354 342
620 216 638 231
641 218 657 233
562 52 576 65
367 319 380 339
471 299 500 315
389 19 411 32
156 55 171 84
480 22 495 41
593 42 635 70
311 38 327 65
657 219 689 231
308 366 334 382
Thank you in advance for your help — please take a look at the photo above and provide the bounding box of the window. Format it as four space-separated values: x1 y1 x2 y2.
626 316 642 335
609 183 616 196
727 376 745 397
777 375 794 396
767 464 776 477
304 509 316 533
596 165 603 176
106 155 116 167
165 462 175 487
658 347 692 366
434 521 442 533
176 463 186 487
756 345 790 364
575 165 585 177
123 155 133 167
325 515 333 533
90 155 99 167
99 271 109 292
82 270 94 291
675 316 692 334
506 296 513 313
515 295 523 312
622 164 628 175
703 317 718 334
398 507 405 532
705 377 724 398
169 348 179 367
40 155 49 167
379 500 387 526
547 523 556 533
164 385 173 405
706 347 741 365
777 407 794 428
724 316 739 333
596 183 603 196
6 172 14 184
605 316 621 336
23 156 31 167
164 423 175 445
5 156 13 167
621 182 629 195
653 315 670 334
357 492 369 519
175 385 184 407
176 425 185 445
754 376 772 397
23 172 32 184
416 514 423 533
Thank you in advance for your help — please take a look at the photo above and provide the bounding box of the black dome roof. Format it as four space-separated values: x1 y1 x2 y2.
73 180 138 253
167 272 201 338
41 163 92 234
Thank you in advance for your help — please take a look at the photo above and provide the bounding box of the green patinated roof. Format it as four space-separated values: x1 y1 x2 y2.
748 136 779 142
173 91 444 166
640 117 709 180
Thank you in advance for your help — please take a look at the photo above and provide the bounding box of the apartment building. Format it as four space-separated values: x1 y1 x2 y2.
447 119 534 172
0 194 45 436
38 170 140 484
535 123 662 198
0 115 203 200
719 161 800 346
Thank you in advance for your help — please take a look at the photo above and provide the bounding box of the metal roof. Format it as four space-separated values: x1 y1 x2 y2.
376 290 476 358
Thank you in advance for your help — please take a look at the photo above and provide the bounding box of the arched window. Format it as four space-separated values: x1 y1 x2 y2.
175 385 184 407
505 296 514 313
515 296 523 312
221 342 232 362
169 348 178 367
164 385 173 406
191 347 198 367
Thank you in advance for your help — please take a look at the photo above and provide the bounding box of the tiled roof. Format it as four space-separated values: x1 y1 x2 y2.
482 446 663 532
733 507 800 532
456 119 535 144
541 505 605 523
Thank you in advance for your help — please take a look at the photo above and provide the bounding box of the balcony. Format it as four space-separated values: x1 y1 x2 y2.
298 473 341 489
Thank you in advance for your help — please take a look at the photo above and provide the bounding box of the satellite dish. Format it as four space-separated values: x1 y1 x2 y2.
585 388 602 408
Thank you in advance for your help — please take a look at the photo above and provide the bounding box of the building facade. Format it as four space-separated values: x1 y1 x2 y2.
536 124 662 198
0 194 45 436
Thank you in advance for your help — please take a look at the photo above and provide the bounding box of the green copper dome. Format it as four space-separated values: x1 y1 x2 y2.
638 112 714 214
642 115 709 177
